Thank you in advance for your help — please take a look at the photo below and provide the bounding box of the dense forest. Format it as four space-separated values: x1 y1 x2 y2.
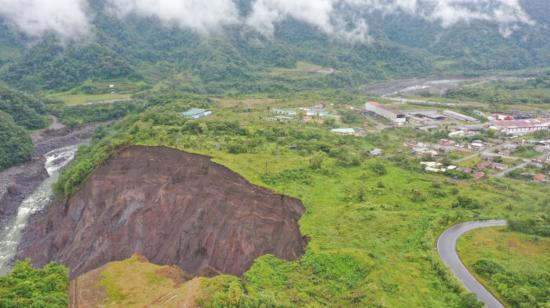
0 261 68 307
0 85 47 129
0 0 548 93
0 111 33 170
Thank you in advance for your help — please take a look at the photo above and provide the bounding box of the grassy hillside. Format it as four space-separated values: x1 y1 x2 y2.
55 92 549 306
457 228 550 307
72 254 205 307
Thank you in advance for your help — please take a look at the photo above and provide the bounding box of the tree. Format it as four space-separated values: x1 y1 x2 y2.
370 163 387 176
309 152 326 170
0 261 69 307
0 111 33 171
452 196 481 210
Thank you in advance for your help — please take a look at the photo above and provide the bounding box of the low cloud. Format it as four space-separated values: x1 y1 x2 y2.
0 0 91 40
0 0 535 42
106 0 240 33
247 0 534 42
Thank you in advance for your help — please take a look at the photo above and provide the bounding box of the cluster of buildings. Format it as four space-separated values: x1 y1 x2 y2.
404 139 487 158
421 161 457 173
365 101 480 128
271 105 335 123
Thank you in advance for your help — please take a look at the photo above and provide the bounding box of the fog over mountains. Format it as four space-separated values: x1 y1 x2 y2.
0 0 540 41
0 0 548 92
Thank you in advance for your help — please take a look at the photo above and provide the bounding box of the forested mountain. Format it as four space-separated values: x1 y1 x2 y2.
0 0 548 93
0 84 47 129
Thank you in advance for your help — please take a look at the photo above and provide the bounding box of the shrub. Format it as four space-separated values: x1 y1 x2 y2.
261 168 311 185
369 163 387 176
472 259 504 277
509 216 550 237
452 196 481 210
308 152 326 170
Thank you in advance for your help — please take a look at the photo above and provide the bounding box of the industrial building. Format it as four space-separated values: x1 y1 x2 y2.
409 110 446 120
491 118 550 135
365 101 407 125
442 110 480 123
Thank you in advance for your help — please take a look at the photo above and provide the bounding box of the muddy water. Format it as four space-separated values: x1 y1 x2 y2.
0 145 79 275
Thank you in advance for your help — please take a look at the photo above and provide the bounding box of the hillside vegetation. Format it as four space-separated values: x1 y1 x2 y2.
0 111 32 170
52 93 549 306
0 84 47 129
445 74 550 105
458 227 550 307
0 261 68 307
0 0 548 93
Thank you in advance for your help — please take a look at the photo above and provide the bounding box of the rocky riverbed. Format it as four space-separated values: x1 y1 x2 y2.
0 120 97 274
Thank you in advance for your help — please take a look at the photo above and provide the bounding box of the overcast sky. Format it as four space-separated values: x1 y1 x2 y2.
0 0 534 42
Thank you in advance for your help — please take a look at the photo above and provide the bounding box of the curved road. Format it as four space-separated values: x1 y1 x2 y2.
437 220 507 308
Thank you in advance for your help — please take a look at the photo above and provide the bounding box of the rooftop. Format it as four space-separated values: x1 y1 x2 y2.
181 108 210 117
331 128 356 134
493 118 550 129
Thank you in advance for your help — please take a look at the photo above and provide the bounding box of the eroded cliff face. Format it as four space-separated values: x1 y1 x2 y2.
18 146 306 277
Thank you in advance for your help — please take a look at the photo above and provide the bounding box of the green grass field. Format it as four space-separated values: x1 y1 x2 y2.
268 61 335 81
48 93 131 106
457 227 550 307
513 146 542 159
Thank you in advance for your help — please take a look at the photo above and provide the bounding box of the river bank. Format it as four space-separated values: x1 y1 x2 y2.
0 121 98 274
0 122 97 218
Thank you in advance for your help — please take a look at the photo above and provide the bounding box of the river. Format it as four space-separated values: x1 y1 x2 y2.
0 145 79 275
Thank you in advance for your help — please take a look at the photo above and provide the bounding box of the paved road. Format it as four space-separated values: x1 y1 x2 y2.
437 220 507 308
452 144 506 164
494 161 530 178
495 151 550 178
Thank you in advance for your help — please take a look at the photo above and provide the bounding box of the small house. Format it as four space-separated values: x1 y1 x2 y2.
331 128 356 136
534 174 546 182
370 148 383 157
181 108 212 119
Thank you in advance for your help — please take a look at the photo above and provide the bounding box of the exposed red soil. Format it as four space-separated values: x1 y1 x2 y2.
18 146 307 277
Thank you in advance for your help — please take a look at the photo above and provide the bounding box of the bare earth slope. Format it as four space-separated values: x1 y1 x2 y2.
18 146 306 277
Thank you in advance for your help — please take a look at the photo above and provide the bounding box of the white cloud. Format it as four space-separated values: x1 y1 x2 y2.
106 0 240 33
0 0 91 40
0 0 536 41
246 0 335 36
245 0 534 42
422 0 534 28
